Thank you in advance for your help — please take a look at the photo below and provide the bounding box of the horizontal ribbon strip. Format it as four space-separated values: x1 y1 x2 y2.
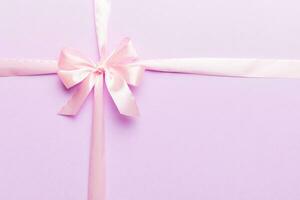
2 58 300 78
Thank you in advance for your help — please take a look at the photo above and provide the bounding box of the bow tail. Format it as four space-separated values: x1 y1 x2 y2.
59 74 96 116
88 74 106 200
105 72 139 117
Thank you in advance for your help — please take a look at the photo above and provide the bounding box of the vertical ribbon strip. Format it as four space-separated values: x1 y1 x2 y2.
89 0 110 198
91 0 110 197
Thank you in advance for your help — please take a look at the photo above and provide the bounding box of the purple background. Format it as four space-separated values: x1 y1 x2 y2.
1 0 300 199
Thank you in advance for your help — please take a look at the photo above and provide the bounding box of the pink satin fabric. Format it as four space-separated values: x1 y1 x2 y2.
2 0 300 200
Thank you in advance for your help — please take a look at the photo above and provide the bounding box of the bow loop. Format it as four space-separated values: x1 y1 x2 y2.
106 38 144 86
58 49 96 89
59 48 96 70
106 38 138 66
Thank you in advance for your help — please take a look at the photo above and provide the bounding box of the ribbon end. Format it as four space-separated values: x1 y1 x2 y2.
120 104 140 117
58 105 78 116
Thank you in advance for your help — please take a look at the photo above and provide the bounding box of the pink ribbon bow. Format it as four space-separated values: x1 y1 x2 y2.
58 37 144 117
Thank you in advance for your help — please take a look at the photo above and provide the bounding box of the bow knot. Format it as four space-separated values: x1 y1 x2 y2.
94 64 105 74
57 38 144 117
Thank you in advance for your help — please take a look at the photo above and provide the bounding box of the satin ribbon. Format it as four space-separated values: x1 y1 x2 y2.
1 0 300 200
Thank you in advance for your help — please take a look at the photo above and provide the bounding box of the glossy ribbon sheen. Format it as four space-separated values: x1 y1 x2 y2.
1 0 300 200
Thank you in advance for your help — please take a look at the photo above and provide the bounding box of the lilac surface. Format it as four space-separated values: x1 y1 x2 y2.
1 0 300 199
